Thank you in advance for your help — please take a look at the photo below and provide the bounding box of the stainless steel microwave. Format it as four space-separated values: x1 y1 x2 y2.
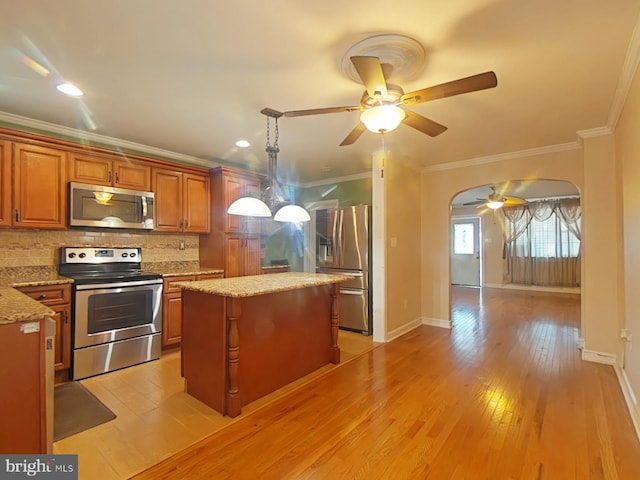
69 182 155 229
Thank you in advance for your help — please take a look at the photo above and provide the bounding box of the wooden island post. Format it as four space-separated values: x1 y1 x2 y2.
176 272 352 417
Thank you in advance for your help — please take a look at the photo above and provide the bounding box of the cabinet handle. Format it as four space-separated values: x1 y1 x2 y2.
115 172 119 183
64 311 69 324
38 294 47 301
108 171 112 183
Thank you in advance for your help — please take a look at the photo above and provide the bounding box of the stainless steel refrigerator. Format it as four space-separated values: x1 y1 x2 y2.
316 205 372 335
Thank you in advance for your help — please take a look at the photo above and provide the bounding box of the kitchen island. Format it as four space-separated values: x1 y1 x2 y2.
176 272 352 417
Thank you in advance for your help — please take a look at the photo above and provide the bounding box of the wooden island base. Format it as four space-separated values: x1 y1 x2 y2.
181 279 342 417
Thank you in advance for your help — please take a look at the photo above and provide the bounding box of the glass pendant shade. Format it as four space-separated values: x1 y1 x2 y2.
360 105 406 133
227 197 272 217
273 204 311 223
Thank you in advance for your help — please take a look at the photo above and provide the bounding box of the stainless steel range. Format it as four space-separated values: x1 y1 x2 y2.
59 247 163 380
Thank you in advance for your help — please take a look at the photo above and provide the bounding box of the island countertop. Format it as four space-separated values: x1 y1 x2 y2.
175 272 353 298
0 287 56 325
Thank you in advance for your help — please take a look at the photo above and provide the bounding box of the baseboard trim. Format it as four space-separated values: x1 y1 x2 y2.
614 366 640 443
483 283 581 295
385 319 423 342
582 349 617 365
422 317 452 329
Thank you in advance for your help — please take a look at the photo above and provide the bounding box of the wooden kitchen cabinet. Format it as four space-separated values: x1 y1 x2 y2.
200 167 265 275
69 152 151 190
153 168 211 233
222 170 262 234
162 272 223 349
12 143 67 229
225 234 261 278
0 140 10 227
0 318 49 453
16 284 72 383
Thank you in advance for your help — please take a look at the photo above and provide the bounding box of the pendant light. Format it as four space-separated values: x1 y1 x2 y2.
227 109 310 222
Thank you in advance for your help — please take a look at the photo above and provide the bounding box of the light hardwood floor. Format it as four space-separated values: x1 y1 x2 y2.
132 287 640 480
52 330 376 479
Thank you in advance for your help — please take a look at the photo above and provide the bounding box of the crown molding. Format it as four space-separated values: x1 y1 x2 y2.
577 126 614 141
0 111 217 170
422 142 581 173
608 11 640 129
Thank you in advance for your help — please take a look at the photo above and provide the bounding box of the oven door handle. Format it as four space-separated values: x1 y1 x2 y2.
75 278 163 290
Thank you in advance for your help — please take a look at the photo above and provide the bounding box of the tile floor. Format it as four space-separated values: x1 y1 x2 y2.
53 330 375 479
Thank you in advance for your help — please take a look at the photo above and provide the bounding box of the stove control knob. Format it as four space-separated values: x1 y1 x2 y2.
79 253 86 259
130 252 136 258
121 253 128 258
68 253 76 259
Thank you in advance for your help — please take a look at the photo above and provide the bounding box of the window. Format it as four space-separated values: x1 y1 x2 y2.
453 223 474 254
516 211 580 258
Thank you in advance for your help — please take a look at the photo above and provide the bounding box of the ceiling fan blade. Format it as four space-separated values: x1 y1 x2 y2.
463 200 485 206
339 122 367 146
350 56 388 98
401 71 498 106
402 110 448 137
502 196 527 206
284 106 362 117
260 107 284 118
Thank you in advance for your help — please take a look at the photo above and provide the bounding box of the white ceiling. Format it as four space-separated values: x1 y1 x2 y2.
1 1 638 184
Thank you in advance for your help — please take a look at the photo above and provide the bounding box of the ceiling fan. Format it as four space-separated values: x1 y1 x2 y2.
464 186 527 209
279 56 497 146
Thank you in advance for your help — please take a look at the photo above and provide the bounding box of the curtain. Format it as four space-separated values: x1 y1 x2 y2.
502 198 581 287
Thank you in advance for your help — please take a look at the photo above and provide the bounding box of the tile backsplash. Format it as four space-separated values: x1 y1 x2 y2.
0 229 200 267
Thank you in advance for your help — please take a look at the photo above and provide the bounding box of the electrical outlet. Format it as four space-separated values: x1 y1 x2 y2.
621 329 632 342
179 240 186 250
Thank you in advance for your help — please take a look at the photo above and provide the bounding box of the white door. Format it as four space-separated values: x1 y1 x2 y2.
451 217 481 286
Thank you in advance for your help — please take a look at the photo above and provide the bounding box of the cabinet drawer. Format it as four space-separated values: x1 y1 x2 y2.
163 275 196 293
17 284 71 306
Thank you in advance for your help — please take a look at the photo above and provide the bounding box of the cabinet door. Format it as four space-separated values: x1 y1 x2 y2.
68 153 112 186
242 178 262 234
113 161 151 190
224 174 247 233
0 140 11 227
183 173 210 233
224 235 244 278
244 236 262 276
162 291 183 349
50 305 71 370
153 169 183 232
13 143 66 229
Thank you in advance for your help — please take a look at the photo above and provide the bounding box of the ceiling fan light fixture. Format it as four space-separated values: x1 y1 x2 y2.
360 105 405 133
273 204 311 223
487 199 505 209
227 197 272 217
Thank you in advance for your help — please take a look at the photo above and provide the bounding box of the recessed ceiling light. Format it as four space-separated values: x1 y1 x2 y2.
235 139 250 148
56 82 83 97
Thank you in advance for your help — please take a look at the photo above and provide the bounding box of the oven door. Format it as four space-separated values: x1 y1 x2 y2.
74 280 162 349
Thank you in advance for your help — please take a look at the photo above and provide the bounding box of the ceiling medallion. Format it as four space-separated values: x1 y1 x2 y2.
340 34 426 85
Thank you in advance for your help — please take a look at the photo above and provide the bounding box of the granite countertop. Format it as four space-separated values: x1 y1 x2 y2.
261 265 290 271
176 272 353 298
142 263 224 278
0 267 73 288
0 287 56 325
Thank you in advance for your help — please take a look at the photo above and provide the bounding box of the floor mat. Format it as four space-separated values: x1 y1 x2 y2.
54 381 116 442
